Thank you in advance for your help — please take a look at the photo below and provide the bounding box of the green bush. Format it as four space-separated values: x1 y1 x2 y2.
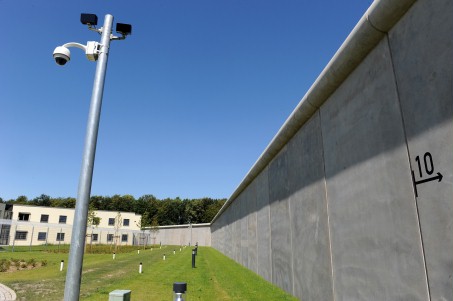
27 258 36 267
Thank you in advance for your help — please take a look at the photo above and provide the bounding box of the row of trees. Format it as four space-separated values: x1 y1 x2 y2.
1 194 226 226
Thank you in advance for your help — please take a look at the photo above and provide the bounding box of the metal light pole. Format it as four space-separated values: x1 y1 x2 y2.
64 14 112 301
53 14 131 301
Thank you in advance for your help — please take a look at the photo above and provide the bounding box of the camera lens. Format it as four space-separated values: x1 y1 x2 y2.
55 57 68 65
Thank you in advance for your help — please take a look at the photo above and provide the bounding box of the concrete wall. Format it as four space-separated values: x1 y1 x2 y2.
211 0 452 300
151 223 211 247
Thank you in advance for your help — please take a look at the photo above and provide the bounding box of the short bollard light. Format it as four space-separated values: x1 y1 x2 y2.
173 282 187 301
174 249 176 255
139 262 143 274
163 254 166 261
138 249 140 254
191 249 196 268
60 260 64 272
113 252 116 260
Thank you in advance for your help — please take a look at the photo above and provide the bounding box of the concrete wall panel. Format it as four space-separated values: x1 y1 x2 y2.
195 226 211 246
256 167 272 282
232 200 241 263
225 209 233 259
320 38 428 301
152 225 210 247
287 113 334 301
211 215 220 249
216 214 226 253
389 0 453 299
269 148 293 294
240 194 248 267
247 182 258 273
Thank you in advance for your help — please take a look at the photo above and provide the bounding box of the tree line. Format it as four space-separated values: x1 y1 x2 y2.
1 194 226 226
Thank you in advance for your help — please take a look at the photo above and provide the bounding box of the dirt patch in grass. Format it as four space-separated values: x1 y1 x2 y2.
82 268 98 274
11 281 60 298
104 268 128 279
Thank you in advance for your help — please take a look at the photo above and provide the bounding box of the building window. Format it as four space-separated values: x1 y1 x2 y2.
92 234 98 241
108 218 115 226
107 234 114 242
59 215 67 224
18 213 30 221
121 234 128 242
123 219 130 226
38 232 47 241
56 233 65 241
15 231 27 240
40 214 49 223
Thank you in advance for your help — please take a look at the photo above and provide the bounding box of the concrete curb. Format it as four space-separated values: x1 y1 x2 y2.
0 284 16 301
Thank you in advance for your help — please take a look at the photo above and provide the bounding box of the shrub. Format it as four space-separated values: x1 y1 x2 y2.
0 259 10 272
27 258 36 267
11 258 20 264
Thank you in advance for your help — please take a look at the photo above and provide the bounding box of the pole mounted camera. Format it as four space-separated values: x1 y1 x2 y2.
80 13 98 26
53 13 132 66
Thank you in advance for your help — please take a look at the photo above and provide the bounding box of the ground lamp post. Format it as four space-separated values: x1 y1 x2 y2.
173 282 187 301
52 13 131 301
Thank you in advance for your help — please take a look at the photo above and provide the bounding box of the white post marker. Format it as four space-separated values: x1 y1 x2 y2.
138 250 140 254
113 252 116 260
60 260 64 272
139 262 143 274
174 250 176 255
163 254 166 261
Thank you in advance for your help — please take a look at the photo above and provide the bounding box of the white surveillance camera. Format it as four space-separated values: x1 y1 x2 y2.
53 46 71 66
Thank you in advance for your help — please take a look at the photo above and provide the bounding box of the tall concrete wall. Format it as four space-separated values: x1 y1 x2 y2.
211 0 452 300
151 223 211 247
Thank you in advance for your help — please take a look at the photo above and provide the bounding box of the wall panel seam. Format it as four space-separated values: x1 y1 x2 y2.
386 33 432 300
318 109 336 301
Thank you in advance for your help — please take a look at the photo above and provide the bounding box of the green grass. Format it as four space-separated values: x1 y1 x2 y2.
0 246 298 300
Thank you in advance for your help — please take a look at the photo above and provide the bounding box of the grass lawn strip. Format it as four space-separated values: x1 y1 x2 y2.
0 246 298 300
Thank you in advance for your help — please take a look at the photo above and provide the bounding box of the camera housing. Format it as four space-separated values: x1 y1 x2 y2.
80 13 98 26
53 46 71 65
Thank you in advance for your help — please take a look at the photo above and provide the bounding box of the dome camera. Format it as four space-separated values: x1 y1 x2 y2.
53 46 71 66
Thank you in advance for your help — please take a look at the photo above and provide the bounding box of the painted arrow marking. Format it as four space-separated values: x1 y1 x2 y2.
412 171 443 197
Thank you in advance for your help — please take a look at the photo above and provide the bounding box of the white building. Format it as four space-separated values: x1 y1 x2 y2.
1 204 141 247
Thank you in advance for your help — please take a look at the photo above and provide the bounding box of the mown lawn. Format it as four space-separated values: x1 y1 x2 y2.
0 246 298 300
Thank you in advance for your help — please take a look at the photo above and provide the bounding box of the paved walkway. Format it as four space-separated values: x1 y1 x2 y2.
0 284 16 301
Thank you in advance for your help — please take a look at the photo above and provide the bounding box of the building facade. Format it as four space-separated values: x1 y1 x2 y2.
2 204 142 247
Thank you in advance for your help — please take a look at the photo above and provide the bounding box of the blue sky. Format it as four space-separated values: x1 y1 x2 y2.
0 0 372 201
